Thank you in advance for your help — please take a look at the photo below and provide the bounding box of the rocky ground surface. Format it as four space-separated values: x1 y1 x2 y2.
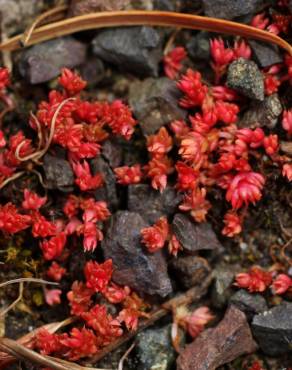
0 0 292 370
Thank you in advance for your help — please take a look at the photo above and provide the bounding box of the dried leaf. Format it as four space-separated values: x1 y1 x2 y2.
0 11 291 55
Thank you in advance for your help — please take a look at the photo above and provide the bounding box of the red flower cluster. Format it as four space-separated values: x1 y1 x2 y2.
235 267 292 295
247 361 265 370
63 195 110 252
173 60 292 235
210 38 251 82
114 164 142 185
235 266 272 293
144 127 174 192
0 203 31 234
163 47 187 79
141 217 169 253
175 306 214 339
36 258 147 360
46 262 66 282
0 67 10 91
141 217 182 256
271 273 292 294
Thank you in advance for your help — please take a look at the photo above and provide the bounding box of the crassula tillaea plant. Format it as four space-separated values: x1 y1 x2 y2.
1 12 292 360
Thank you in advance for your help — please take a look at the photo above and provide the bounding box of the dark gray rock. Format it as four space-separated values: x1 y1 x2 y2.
249 40 283 68
187 32 210 61
102 211 172 297
129 77 186 135
18 37 87 84
177 306 257 370
211 266 237 309
230 289 268 319
179 0 202 12
202 0 263 20
136 325 176 370
101 139 123 169
252 302 292 356
92 27 162 77
123 141 148 166
68 0 129 16
172 214 221 253
91 157 118 210
79 57 105 87
170 256 211 289
43 154 74 191
240 93 282 129
0 0 50 36
153 0 176 10
227 58 264 101
128 184 182 224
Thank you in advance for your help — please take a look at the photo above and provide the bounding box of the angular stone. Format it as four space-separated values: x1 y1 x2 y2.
136 325 176 370
43 154 74 191
170 256 211 289
249 40 283 68
128 184 182 224
252 302 292 356
230 289 268 319
179 0 202 12
187 32 210 61
172 214 221 253
177 306 257 370
227 58 264 101
18 37 87 84
91 157 118 210
92 27 162 77
153 0 176 10
202 0 263 20
240 93 282 129
79 57 105 87
102 211 173 297
129 77 186 135
101 139 123 169
0 0 51 37
211 265 238 309
68 0 129 16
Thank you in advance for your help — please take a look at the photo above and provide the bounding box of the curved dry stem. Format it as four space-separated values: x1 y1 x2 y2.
14 141 39 162
30 169 47 189
21 5 68 46
118 342 135 370
0 11 291 55
0 338 112 370
281 238 292 266
0 171 25 190
14 97 75 163
30 112 44 150
40 97 76 156
0 283 23 317
0 278 59 288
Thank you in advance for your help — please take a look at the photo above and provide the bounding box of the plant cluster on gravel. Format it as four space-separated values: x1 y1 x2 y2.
0 2 292 369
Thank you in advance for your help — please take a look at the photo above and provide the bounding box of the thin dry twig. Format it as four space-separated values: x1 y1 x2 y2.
0 278 59 288
118 342 136 370
0 282 23 317
280 238 292 266
0 275 212 369
15 97 76 162
21 5 68 46
0 171 25 190
0 338 111 370
85 273 213 365
0 317 76 368
0 11 291 55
